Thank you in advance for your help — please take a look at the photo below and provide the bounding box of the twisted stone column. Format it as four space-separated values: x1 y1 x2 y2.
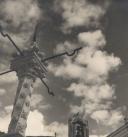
8 73 36 136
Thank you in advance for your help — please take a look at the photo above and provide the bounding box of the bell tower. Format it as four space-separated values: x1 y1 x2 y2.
68 113 89 137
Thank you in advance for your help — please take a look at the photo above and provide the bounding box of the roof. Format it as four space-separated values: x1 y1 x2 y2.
107 122 128 137
0 132 54 137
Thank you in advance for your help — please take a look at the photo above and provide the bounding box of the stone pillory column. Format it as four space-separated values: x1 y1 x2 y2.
0 24 82 137
8 46 46 137
8 73 35 136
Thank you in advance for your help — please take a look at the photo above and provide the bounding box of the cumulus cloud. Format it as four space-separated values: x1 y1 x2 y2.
44 122 68 137
0 105 12 133
0 113 11 133
0 0 42 97
0 0 123 136
68 83 115 103
0 88 6 96
78 30 106 48
90 135 106 137
26 110 46 136
48 29 122 132
31 94 43 108
0 109 46 135
91 109 123 127
0 0 40 28
0 107 67 137
54 0 109 32
49 30 121 83
4 105 13 114
0 72 17 84
30 93 51 110
53 7 112 128
0 0 41 59
48 58 85 79
27 110 68 137
54 41 77 54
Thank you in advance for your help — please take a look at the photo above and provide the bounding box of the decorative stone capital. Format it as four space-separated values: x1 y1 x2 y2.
10 47 46 81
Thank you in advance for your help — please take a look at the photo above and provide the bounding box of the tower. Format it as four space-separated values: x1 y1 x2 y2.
68 113 89 137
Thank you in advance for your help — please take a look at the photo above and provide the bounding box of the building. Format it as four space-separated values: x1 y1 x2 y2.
68 113 89 137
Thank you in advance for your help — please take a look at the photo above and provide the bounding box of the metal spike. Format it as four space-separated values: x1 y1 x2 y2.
33 23 39 43
40 78 54 96
0 25 23 56
42 47 83 62
0 70 14 76
0 25 3 32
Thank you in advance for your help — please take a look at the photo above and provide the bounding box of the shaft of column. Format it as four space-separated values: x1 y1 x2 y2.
8 75 35 137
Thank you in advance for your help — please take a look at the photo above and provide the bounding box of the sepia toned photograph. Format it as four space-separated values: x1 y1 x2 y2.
0 0 127 137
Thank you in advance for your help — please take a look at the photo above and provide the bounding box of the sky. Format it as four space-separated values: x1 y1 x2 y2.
0 0 128 137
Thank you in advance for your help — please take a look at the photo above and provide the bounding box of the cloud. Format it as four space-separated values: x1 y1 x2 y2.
26 110 46 136
30 94 43 109
4 105 13 114
0 0 42 56
54 41 77 54
48 30 121 83
44 122 68 137
0 0 40 28
0 0 123 136
0 0 42 86
0 107 67 137
0 105 12 133
68 83 115 102
78 30 106 48
48 58 85 79
0 109 46 135
0 113 11 133
54 0 110 32
48 29 122 133
91 109 123 127
90 135 107 137
26 110 67 137
48 34 123 131
0 72 17 84
76 51 121 83
30 93 51 110
0 89 6 96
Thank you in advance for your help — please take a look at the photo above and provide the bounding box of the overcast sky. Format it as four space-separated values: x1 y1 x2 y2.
0 0 128 137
